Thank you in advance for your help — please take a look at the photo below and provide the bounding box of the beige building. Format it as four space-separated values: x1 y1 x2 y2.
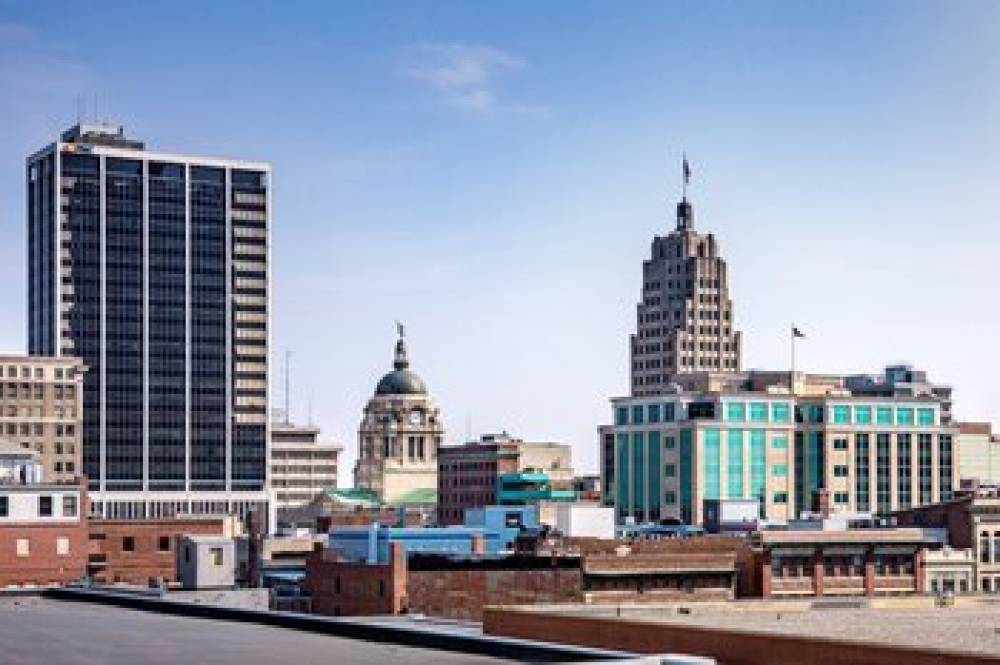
630 178 742 397
270 422 341 512
957 422 1000 485
354 329 442 505
0 355 84 484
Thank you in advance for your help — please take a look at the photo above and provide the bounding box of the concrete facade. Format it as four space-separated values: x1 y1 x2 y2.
957 422 1000 484
354 331 441 505
177 534 236 589
270 421 340 512
0 355 85 484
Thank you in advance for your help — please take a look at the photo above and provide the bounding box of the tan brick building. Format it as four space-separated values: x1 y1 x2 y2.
0 354 85 484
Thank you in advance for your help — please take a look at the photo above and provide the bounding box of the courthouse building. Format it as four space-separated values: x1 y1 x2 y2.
602 367 958 526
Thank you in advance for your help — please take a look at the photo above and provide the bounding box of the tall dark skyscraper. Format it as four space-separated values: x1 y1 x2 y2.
630 166 742 396
27 123 270 520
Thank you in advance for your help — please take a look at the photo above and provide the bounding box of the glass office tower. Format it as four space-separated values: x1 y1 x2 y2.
27 123 270 521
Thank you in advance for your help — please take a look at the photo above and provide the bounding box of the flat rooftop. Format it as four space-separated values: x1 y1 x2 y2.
0 597 510 665
521 598 1000 658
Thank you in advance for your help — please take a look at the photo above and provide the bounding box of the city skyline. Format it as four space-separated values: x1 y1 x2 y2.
1 2 999 482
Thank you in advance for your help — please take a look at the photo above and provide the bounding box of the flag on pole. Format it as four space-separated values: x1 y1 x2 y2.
792 326 806 339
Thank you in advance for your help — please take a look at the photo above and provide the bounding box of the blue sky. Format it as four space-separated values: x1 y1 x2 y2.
1 1 998 478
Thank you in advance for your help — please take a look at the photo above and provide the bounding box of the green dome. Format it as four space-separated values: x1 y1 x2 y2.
374 332 427 395
376 368 427 395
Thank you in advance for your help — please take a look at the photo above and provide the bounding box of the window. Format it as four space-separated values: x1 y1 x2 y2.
664 402 676 422
771 402 791 423
123 536 135 553
664 436 675 450
771 435 789 450
772 464 788 477
749 402 767 422
62 495 77 517
725 402 746 422
832 437 849 450
648 404 660 424
16 538 29 557
917 408 935 427
981 532 991 564
0 496 7 517
631 405 644 425
834 492 849 504
832 405 851 424
615 407 628 426
38 495 53 517
896 407 914 426
876 406 893 425
773 492 788 504
834 465 849 478
56 537 70 556
665 491 676 504
664 463 676 478
210 547 224 566
855 406 872 425
158 536 171 552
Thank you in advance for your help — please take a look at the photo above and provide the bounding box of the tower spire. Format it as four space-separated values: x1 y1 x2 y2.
676 154 694 230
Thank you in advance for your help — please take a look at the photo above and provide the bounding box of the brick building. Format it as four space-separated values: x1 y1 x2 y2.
0 480 88 586
87 517 230 585
893 488 1000 593
304 535 738 620
438 432 574 525
740 528 934 598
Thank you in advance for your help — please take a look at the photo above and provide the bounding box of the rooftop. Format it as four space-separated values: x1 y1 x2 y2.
0 597 509 665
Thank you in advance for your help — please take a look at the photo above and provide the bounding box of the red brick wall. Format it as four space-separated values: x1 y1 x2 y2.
88 519 225 585
304 543 406 616
0 521 88 586
894 499 973 549
408 566 583 621
484 608 1000 665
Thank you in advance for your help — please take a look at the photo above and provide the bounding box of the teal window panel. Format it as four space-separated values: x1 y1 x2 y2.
832 405 851 424
727 429 744 497
648 431 661 516
632 405 644 425
679 429 694 523
664 403 676 422
665 463 676 477
772 463 788 477
855 405 872 425
703 428 721 500
771 434 789 450
665 436 676 450
771 402 791 423
616 433 630 510
917 408 935 427
896 407 914 426
773 492 788 504
750 430 766 516
615 407 628 426
725 402 746 422
808 404 824 424
876 406 893 425
665 491 677 504
749 403 768 423
648 404 661 424
632 432 645 511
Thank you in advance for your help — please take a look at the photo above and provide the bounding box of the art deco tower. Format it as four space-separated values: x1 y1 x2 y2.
629 163 742 396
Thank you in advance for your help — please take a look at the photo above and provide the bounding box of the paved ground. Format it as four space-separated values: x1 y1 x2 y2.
0 597 514 665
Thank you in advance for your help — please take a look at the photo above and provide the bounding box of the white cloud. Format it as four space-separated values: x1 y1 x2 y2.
398 43 528 112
